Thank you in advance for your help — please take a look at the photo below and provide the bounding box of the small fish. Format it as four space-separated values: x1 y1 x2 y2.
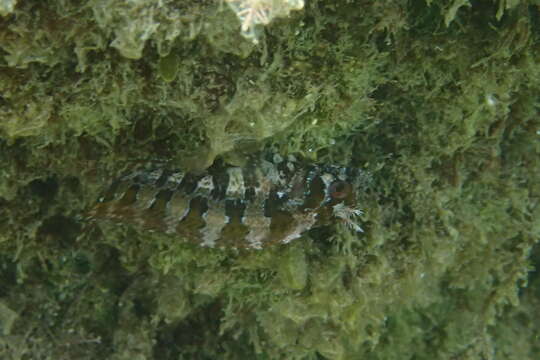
88 154 363 249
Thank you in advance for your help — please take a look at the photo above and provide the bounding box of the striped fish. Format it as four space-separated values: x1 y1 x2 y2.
87 154 363 249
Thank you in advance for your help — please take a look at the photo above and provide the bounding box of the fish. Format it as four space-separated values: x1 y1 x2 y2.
87 154 363 249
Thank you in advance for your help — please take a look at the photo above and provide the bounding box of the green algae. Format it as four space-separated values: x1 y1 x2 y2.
0 0 539 359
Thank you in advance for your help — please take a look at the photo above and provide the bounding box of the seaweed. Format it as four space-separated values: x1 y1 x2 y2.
0 0 538 359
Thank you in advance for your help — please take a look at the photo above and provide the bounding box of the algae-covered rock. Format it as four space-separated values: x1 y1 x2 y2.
0 301 17 335
0 0 17 16
0 0 538 359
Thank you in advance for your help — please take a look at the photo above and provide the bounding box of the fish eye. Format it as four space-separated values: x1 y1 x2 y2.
329 181 352 200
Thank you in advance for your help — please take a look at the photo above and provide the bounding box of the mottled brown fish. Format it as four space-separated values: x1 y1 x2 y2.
88 154 363 249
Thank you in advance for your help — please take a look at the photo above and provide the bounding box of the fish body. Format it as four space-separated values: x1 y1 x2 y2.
88 154 363 249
